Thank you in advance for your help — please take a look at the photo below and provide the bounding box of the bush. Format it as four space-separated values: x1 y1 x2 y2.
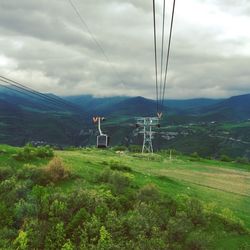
185 230 211 250
109 160 132 172
13 145 54 161
137 184 161 203
0 167 13 181
45 157 70 183
219 208 246 234
185 198 206 226
220 155 232 162
36 146 54 158
99 169 132 194
128 145 141 153
113 145 127 152
190 152 201 161
235 157 249 164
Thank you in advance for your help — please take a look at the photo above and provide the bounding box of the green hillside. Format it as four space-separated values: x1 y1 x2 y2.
0 145 249 249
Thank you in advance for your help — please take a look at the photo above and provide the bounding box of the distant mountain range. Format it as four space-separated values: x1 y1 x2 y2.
1 85 250 158
64 93 250 123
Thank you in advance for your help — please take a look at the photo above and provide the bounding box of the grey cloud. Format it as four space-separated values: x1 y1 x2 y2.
0 0 249 99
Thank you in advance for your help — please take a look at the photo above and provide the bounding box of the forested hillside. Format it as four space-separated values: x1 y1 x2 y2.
2 88 250 159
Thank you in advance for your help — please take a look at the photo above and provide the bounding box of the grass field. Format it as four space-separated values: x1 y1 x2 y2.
1 145 250 249
58 149 250 248
56 149 250 229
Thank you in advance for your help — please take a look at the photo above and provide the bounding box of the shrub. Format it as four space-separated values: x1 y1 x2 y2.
0 149 7 155
128 145 141 153
113 145 127 152
185 198 206 226
0 167 13 181
137 184 161 203
219 208 246 234
185 230 211 250
36 146 54 158
235 157 249 164
13 145 54 161
220 155 232 162
99 169 132 194
190 152 201 161
45 157 70 183
109 160 132 172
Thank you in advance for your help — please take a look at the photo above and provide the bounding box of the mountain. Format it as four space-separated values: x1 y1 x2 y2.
0 86 87 146
64 95 128 113
164 98 222 110
2 88 250 159
200 94 250 122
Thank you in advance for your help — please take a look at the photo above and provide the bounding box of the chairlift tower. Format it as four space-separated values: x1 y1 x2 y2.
136 117 160 153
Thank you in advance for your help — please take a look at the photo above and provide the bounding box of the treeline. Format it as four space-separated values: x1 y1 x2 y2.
0 146 249 249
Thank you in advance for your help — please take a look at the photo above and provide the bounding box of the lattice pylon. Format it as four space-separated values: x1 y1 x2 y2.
136 117 159 154
142 124 153 153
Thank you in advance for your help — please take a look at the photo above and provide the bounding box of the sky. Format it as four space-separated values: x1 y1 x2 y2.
0 0 250 99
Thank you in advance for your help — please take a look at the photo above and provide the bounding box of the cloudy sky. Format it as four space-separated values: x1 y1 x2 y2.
0 0 250 99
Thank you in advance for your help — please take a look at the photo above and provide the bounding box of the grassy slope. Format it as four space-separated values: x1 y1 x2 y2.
1 145 250 248
56 149 250 248
57 150 250 225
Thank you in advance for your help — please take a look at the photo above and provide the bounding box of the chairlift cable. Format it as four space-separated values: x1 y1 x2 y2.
153 0 159 113
67 0 126 86
159 0 166 110
0 82 62 111
161 0 176 107
0 75 81 112
0 79 66 110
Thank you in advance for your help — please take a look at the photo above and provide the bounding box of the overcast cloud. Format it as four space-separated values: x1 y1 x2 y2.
0 0 250 99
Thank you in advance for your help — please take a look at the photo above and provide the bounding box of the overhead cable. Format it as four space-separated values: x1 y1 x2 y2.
159 0 166 108
161 0 176 106
0 76 81 112
67 0 125 85
153 0 159 113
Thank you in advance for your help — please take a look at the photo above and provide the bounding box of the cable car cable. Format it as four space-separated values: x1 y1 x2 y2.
0 76 82 112
0 83 62 111
0 79 66 111
67 0 126 86
159 0 166 110
161 0 176 107
153 0 159 113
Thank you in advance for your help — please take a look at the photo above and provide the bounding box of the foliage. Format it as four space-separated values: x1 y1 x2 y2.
13 144 53 161
190 152 201 161
128 145 141 153
109 160 132 172
137 183 161 203
112 145 127 152
45 157 70 183
235 157 249 164
220 154 232 162
14 230 28 250
97 226 113 250
99 169 132 194
0 145 249 249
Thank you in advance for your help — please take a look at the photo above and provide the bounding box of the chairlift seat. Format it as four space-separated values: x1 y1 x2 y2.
97 135 109 148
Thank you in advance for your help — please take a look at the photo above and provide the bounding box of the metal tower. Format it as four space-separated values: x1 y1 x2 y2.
136 117 160 153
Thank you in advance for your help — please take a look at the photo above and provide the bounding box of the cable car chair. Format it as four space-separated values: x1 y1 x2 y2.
93 116 109 148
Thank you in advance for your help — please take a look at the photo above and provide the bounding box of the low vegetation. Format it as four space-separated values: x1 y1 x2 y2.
13 144 54 161
0 145 249 249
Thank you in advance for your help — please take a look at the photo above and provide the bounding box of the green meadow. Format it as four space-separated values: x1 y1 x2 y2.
0 144 249 249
